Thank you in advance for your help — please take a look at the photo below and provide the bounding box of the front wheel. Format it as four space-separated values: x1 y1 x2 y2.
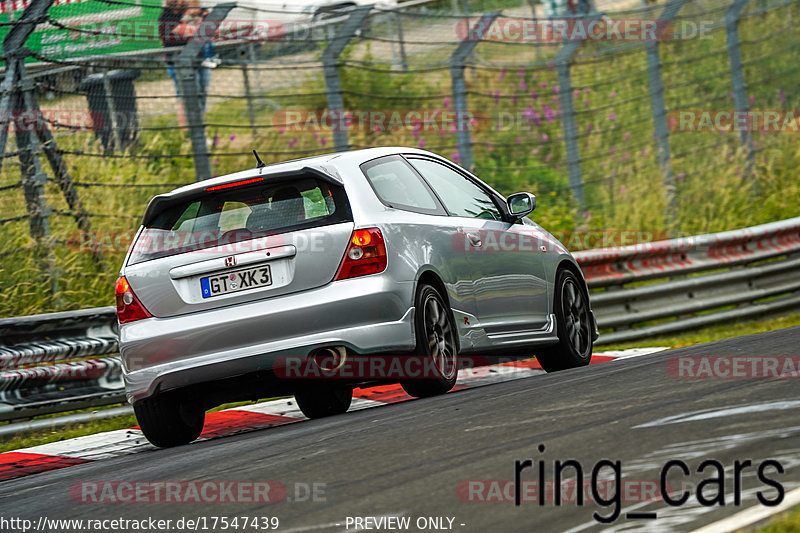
537 269 593 372
401 283 459 398
295 386 353 419
133 391 205 448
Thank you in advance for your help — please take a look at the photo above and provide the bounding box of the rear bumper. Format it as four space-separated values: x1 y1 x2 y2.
120 276 416 403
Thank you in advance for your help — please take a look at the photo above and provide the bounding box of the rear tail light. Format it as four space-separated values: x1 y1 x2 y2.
334 228 387 280
115 276 152 324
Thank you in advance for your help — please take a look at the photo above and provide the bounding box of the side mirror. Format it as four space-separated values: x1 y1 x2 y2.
507 192 536 220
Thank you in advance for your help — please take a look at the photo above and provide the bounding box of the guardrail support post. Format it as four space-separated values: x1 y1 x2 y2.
322 5 374 153
725 0 755 177
646 0 688 235
178 3 234 181
556 13 601 212
450 12 500 171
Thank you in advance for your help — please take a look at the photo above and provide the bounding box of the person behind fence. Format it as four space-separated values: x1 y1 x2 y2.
159 0 219 124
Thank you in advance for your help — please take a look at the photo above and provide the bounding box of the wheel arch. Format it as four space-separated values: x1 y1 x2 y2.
554 258 591 298
555 258 598 341
414 268 461 353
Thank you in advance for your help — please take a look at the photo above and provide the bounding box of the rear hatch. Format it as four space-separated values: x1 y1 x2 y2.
123 169 354 318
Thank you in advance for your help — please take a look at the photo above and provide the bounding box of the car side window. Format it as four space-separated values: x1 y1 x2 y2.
408 158 502 220
361 156 443 215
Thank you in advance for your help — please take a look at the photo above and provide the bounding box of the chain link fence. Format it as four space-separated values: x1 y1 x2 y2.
1 0 799 316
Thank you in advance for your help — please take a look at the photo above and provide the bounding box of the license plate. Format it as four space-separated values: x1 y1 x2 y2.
200 265 272 298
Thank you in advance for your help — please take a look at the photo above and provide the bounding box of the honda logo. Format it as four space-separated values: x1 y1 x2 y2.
225 256 236 267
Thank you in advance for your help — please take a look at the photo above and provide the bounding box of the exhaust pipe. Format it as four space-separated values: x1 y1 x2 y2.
309 346 347 372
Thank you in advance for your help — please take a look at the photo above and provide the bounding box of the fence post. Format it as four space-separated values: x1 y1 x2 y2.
556 13 601 212
177 2 234 181
0 0 102 276
725 0 755 173
322 5 374 153
101 68 122 152
393 11 408 71
450 12 500 171
241 44 258 139
646 0 689 234
14 77 58 296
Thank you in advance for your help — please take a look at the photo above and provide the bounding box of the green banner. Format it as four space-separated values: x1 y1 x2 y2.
1 0 165 65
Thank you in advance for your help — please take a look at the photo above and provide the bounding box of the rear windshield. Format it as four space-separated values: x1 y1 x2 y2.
127 176 351 265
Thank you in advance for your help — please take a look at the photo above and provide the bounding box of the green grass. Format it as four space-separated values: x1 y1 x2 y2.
753 505 800 533
599 313 800 351
0 410 137 454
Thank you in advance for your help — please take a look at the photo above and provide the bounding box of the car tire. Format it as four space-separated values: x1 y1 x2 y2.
295 386 353 419
537 269 593 372
401 283 459 398
133 391 205 448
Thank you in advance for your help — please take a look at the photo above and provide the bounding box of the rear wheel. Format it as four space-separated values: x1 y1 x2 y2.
133 391 204 448
402 283 458 398
537 269 593 372
295 386 353 419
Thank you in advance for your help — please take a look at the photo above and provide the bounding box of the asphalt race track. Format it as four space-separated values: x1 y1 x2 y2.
2 328 800 533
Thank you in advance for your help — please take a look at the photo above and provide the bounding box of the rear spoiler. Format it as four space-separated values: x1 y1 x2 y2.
141 166 342 227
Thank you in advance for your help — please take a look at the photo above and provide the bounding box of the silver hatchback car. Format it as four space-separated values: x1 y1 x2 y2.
117 147 597 447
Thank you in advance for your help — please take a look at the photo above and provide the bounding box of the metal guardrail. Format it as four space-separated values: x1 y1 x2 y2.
0 307 121 421
575 217 800 345
1 218 799 422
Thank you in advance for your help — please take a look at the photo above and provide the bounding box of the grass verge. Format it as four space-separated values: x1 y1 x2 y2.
0 398 281 453
752 505 800 532
599 313 800 351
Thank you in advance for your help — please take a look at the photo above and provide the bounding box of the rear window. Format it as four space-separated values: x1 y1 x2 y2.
127 176 351 265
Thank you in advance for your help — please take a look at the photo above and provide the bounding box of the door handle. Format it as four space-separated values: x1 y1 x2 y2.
466 232 482 247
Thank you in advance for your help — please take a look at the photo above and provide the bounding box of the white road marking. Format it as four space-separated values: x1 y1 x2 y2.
17 428 153 460
691 486 800 533
634 400 800 428
602 347 671 359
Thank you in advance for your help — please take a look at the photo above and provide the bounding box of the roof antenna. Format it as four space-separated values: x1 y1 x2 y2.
253 149 266 169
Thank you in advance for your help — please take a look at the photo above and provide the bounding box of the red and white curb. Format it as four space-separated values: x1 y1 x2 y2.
0 348 667 482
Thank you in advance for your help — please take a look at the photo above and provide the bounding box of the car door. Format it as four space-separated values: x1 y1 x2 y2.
359 155 480 331
406 156 550 335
